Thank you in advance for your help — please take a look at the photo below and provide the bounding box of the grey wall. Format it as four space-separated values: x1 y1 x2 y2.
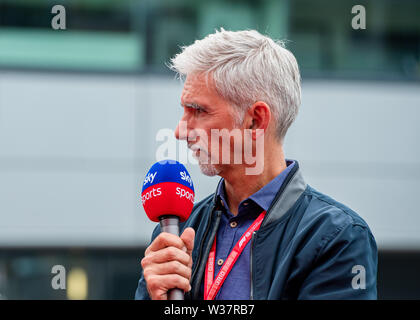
0 71 419 249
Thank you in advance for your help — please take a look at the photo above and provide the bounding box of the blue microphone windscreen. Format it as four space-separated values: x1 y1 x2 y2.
142 159 194 193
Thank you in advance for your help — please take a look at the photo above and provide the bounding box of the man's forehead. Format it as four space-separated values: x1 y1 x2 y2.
183 73 210 92
181 73 215 105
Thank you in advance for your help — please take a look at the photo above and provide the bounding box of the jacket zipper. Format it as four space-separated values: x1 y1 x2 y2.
250 231 256 300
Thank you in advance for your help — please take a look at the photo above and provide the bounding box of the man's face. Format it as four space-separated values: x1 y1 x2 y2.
175 73 242 176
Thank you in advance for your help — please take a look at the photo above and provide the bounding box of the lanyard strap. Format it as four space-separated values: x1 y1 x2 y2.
204 210 266 300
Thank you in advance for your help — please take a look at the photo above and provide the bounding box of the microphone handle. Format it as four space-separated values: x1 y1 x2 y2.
159 216 185 301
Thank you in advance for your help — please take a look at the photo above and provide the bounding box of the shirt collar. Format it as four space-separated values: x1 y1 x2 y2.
216 159 296 214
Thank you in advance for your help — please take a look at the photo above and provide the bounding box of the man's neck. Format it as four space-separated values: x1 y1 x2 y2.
222 151 287 216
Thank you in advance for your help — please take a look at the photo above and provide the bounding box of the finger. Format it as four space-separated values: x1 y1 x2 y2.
142 246 191 267
145 232 186 255
180 227 195 255
147 274 191 299
188 254 193 269
145 260 192 280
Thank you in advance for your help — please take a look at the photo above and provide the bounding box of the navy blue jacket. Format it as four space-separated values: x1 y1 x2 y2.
135 161 377 299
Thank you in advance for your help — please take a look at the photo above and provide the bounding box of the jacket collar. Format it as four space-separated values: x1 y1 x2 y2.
210 160 307 228
212 178 225 210
262 160 307 228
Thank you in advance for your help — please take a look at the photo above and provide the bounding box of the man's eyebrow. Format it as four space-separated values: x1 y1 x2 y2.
181 102 206 109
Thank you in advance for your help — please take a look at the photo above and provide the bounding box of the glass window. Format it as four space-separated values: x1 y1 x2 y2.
0 0 144 71
0 0 418 80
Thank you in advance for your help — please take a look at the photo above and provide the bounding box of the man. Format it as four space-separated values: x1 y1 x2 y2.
135 29 377 300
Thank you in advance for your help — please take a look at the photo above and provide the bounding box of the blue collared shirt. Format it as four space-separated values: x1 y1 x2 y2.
200 160 296 299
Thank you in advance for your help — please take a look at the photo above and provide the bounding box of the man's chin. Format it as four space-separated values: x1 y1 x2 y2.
198 163 221 177
190 149 221 176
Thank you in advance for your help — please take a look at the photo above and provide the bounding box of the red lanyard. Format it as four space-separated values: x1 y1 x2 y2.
204 210 266 300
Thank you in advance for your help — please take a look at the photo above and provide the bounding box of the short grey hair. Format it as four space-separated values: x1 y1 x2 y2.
169 28 301 142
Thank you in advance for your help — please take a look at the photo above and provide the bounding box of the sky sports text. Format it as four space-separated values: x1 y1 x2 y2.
143 171 157 186
156 121 264 175
141 186 194 206
180 170 193 187
143 170 192 187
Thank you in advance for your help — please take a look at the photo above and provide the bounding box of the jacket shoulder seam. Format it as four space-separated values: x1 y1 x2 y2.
307 189 368 228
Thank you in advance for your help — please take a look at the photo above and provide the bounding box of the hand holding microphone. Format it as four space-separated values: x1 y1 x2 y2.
140 160 195 300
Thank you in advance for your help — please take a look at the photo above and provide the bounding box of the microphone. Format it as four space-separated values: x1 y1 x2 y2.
141 159 195 300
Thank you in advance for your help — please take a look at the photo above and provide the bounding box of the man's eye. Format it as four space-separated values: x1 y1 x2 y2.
185 103 205 114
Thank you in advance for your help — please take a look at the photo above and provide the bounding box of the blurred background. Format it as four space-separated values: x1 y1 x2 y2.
0 0 419 299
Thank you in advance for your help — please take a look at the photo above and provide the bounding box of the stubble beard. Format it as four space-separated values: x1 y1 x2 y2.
192 148 222 177
198 162 221 177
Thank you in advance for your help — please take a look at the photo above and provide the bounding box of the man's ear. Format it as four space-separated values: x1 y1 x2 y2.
247 101 271 140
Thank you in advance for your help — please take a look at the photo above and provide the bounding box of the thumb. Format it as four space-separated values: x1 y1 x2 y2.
180 227 195 255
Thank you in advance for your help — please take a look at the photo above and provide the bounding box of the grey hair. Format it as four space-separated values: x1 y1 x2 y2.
169 28 301 142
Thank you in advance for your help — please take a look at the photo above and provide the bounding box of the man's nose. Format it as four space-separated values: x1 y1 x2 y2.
175 119 188 141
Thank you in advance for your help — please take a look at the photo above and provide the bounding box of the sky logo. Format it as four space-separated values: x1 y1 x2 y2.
143 172 157 186
180 171 193 187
